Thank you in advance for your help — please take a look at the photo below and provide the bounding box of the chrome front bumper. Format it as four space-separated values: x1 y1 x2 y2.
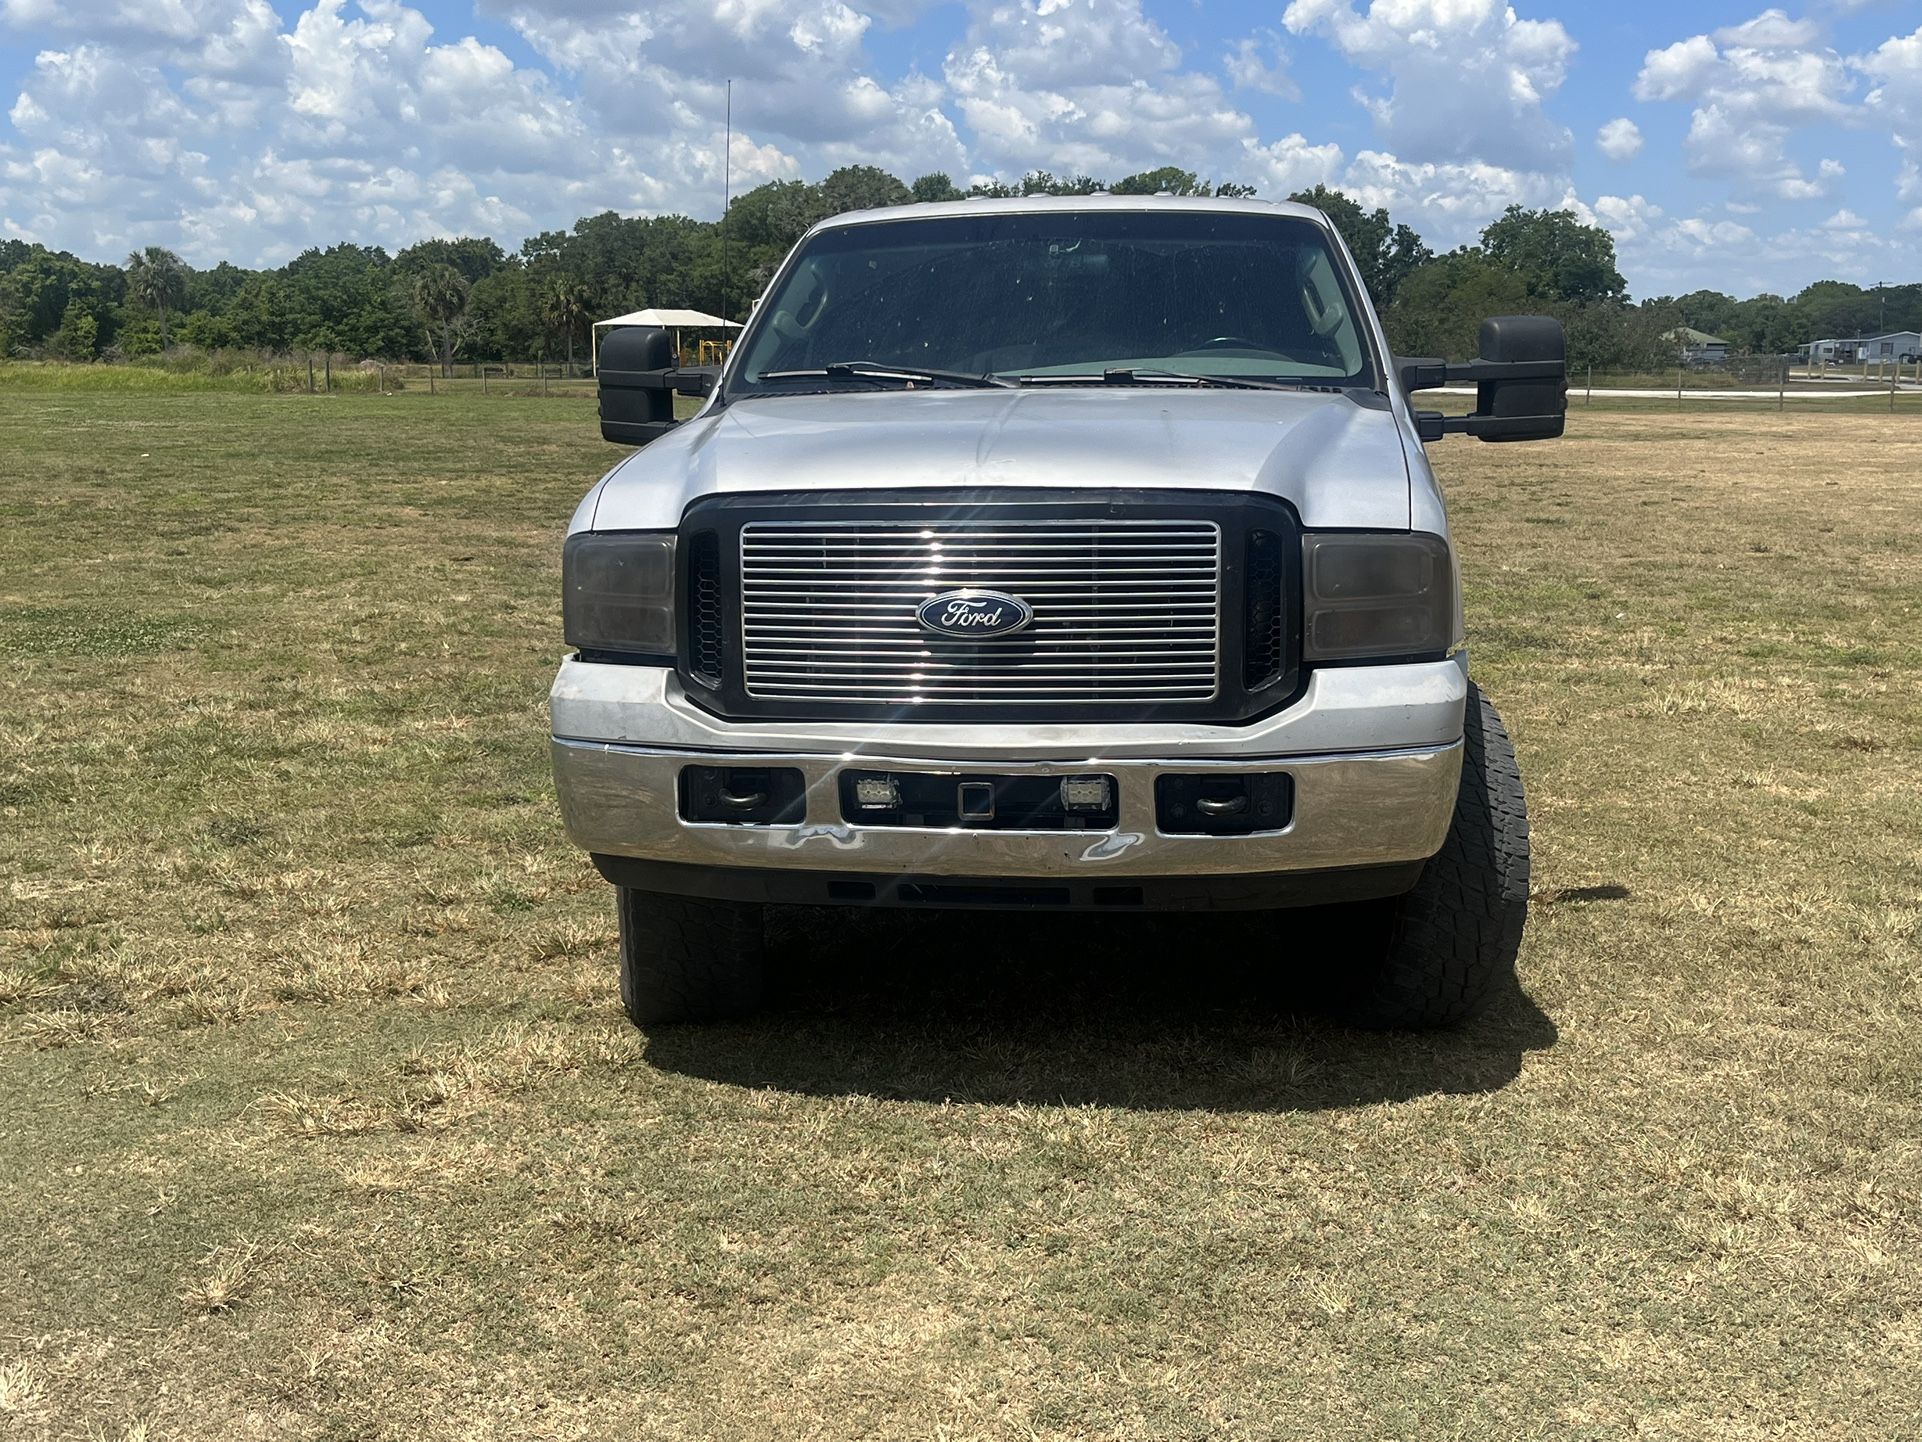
550 654 1468 884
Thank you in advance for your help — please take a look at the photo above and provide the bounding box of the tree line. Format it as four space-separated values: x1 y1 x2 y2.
2 163 1917 373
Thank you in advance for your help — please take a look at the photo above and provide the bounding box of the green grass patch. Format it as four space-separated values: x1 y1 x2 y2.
0 603 205 658
0 358 396 394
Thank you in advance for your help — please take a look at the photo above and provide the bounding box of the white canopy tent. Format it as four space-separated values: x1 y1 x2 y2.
593 308 741 370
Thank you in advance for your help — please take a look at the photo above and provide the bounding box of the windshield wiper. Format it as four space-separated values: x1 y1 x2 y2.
1108 368 1311 391
755 361 1015 389
1014 368 1313 392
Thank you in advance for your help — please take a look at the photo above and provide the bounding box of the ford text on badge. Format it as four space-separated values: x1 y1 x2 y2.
914 590 1035 638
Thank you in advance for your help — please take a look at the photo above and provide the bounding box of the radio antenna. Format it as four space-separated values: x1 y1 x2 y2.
721 78 732 321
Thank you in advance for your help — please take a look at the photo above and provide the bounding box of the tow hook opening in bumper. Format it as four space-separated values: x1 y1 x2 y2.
1154 773 1294 835
679 765 807 825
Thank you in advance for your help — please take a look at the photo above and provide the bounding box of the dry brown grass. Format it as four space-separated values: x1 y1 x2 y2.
178 1240 267 1316
0 1357 50 1415
1 391 1919 1439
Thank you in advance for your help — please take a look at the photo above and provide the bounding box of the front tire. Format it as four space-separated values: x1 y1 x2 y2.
615 887 766 1026
1329 683 1530 1029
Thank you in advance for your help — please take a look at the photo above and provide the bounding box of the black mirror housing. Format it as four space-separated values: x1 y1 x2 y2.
1398 314 1567 445
1475 315 1566 442
598 326 677 446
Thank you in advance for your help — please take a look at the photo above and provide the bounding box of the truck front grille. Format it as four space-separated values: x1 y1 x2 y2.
737 519 1222 706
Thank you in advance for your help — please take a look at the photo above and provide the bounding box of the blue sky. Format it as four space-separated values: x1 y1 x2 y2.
1 0 1917 297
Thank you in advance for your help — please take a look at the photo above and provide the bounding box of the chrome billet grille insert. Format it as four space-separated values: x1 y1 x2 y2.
738 520 1222 706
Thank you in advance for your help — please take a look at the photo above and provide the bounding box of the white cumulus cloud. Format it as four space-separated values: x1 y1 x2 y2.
1224 32 1298 100
1339 150 1566 240
1634 13 1853 200
1239 133 1342 194
1590 192 1663 243
1597 118 1643 162
1283 0 1575 173
941 0 1257 180
1857 24 1922 152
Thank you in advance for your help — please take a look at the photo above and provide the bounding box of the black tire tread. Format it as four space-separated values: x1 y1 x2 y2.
1334 683 1530 1029
616 887 766 1026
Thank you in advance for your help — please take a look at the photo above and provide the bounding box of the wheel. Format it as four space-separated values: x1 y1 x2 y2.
1327 683 1530 1029
615 887 766 1026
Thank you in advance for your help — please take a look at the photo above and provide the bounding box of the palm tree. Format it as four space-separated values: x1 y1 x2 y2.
412 265 472 377
124 246 188 349
542 276 589 375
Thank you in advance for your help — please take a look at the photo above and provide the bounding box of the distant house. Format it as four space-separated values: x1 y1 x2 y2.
1864 330 1922 361
1803 332 1922 363
1666 327 1731 363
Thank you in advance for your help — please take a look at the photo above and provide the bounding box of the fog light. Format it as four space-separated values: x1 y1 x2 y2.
1060 776 1113 812
853 775 900 810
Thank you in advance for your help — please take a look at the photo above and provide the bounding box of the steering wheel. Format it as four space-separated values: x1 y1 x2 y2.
1194 336 1271 350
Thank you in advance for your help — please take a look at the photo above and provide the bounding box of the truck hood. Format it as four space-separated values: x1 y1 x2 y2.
584 386 1413 533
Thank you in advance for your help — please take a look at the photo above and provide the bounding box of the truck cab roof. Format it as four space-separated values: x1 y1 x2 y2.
805 194 1336 238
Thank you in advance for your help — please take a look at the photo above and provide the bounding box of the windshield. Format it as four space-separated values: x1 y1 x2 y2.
728 208 1377 395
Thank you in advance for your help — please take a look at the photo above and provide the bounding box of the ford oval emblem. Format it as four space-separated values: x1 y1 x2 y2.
916 589 1034 638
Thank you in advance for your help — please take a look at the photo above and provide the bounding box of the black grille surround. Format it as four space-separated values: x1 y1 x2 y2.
686 530 725 685
1243 528 1288 692
675 490 1303 724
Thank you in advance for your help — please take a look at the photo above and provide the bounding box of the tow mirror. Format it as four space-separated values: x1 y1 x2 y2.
597 325 720 447
1399 315 1567 444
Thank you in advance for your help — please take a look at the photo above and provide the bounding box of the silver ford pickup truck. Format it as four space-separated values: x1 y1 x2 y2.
551 196 1565 1029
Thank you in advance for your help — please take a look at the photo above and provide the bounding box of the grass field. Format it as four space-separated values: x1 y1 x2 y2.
2 387 1919 1440
0 360 396 396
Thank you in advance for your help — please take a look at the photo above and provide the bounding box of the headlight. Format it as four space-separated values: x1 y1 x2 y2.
563 531 676 659
1301 532 1453 662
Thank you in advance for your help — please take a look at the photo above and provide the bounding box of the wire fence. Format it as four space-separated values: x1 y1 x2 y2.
274 359 601 397
351 352 726 396
1565 354 1922 408
383 361 597 397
